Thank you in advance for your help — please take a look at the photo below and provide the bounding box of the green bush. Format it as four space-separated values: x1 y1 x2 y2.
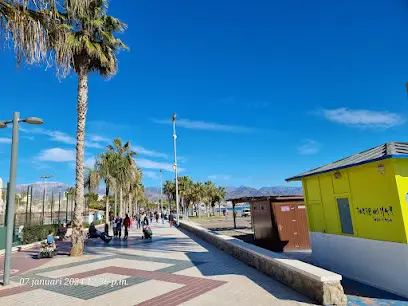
22 224 58 245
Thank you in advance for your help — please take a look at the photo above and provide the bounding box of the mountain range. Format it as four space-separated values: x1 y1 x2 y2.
15 182 303 201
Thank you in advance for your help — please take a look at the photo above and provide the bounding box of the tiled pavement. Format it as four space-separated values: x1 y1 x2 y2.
0 222 316 306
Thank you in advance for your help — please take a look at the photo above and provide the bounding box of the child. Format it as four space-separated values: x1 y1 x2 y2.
47 230 56 250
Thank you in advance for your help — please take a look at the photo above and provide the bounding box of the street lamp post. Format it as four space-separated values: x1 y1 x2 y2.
1 112 43 286
172 113 180 226
40 174 53 225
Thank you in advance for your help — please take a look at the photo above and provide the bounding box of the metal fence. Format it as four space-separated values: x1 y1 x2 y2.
0 185 90 228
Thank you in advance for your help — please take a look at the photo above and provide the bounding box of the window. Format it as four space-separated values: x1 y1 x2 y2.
337 198 354 235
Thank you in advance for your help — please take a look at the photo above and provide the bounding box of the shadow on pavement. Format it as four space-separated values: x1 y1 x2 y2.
176 228 314 304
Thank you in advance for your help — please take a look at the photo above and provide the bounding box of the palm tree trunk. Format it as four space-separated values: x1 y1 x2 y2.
135 195 138 215
70 64 88 257
119 187 123 216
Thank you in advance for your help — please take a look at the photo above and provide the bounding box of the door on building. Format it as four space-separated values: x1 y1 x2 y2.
273 203 310 251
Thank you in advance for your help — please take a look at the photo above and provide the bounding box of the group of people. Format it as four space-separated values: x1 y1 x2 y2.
109 214 132 240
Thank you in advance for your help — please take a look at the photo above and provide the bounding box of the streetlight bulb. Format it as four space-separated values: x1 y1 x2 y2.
22 117 44 125
172 113 177 121
0 121 7 128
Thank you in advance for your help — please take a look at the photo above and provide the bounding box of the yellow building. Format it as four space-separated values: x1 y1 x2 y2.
286 142 408 298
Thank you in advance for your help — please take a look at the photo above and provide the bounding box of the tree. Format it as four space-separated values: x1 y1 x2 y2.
203 181 216 217
178 176 193 217
107 138 136 217
192 182 204 217
84 164 100 194
96 151 117 225
163 180 175 208
216 186 226 216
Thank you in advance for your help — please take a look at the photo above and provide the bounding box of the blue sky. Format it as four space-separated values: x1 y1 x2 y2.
1 0 408 189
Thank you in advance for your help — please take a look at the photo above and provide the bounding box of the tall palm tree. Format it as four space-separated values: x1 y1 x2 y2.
63 1 127 256
84 164 101 194
203 181 215 217
193 182 204 218
178 176 193 217
216 186 226 216
127 168 143 215
164 180 175 208
107 138 136 217
96 151 117 225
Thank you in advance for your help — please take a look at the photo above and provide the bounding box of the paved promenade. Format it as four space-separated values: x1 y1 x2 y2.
0 221 315 305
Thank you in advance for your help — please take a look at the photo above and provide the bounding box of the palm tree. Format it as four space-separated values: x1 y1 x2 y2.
178 176 193 218
96 151 117 225
163 180 175 209
107 138 136 217
65 1 127 256
216 186 226 216
193 182 204 218
204 181 216 217
128 168 143 215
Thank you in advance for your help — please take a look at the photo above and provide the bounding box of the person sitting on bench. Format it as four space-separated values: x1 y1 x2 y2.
89 222 112 243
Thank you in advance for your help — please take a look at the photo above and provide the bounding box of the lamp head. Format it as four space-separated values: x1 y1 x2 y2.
22 117 43 125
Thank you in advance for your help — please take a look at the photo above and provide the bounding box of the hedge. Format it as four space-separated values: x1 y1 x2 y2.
22 220 106 244
22 224 59 245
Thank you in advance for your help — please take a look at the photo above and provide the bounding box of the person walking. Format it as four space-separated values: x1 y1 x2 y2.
116 216 123 238
136 213 141 229
169 211 174 228
123 214 131 240
161 210 165 224
149 211 153 224
155 212 159 223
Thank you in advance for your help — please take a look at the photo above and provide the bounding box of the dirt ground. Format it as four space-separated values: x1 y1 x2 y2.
190 216 255 244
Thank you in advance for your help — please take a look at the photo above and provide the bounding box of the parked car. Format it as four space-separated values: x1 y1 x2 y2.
241 209 251 217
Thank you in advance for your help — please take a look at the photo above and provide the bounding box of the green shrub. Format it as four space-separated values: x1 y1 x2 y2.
22 224 58 245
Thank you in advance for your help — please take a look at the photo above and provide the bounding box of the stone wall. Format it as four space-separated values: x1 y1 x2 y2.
179 221 347 305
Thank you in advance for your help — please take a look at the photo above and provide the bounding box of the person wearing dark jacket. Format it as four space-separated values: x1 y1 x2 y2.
123 214 131 240
89 222 112 243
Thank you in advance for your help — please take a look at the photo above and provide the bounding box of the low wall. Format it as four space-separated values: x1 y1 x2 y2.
179 221 347 305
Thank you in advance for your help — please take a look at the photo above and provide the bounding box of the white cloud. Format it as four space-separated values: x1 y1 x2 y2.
88 135 110 143
144 171 159 180
152 118 257 133
21 127 106 148
208 174 231 180
318 108 405 129
0 137 11 144
137 158 184 172
297 139 320 155
22 136 35 141
37 148 76 162
132 146 168 159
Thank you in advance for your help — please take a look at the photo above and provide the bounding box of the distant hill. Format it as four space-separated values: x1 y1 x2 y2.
15 182 302 202
144 185 303 202
16 182 70 198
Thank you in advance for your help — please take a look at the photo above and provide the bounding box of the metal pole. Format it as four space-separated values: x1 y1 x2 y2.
3 112 20 286
42 187 45 224
29 185 33 225
25 186 29 225
58 188 61 224
65 192 68 223
160 169 163 212
172 113 180 226
50 191 54 225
